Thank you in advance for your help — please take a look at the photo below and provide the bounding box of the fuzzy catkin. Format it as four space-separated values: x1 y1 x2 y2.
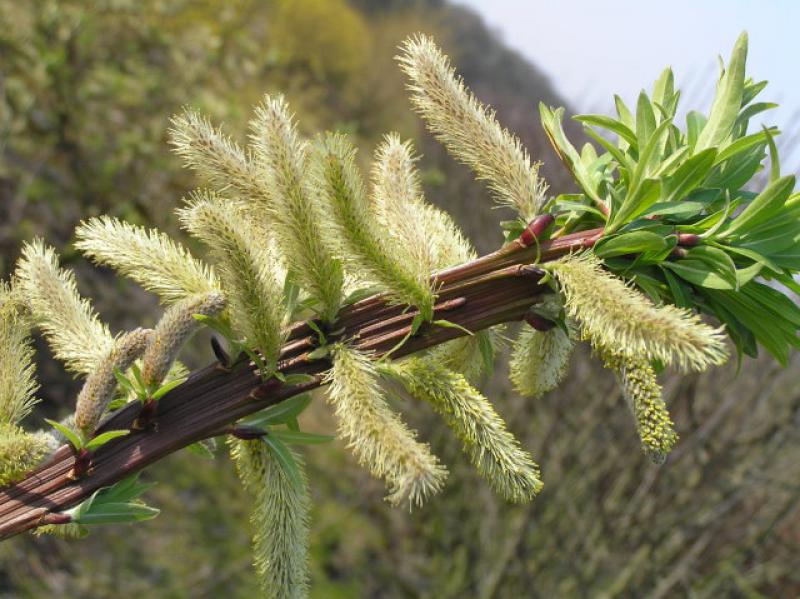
249 95 344 323
383 357 543 502
169 110 268 204
371 133 475 275
15 240 113 375
230 439 310 599
548 252 728 371
398 34 547 220
75 328 153 437
0 425 51 486
179 193 287 373
314 133 435 320
75 216 219 306
326 344 446 507
598 347 678 463
142 293 226 390
0 283 39 425
509 327 573 398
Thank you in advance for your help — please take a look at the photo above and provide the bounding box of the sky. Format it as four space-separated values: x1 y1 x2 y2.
455 0 800 164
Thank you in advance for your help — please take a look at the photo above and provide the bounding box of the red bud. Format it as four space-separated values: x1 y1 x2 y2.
519 214 555 247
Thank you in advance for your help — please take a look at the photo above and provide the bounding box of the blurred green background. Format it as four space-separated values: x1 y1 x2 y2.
1 1 799 597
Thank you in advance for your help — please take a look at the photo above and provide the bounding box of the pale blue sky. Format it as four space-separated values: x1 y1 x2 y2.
456 1 799 163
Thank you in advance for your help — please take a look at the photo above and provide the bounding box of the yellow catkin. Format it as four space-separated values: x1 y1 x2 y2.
548 252 728 371
74 328 153 437
0 283 39 424
0 424 51 486
509 327 573 398
597 347 678 463
326 344 446 507
398 34 547 220
142 293 226 390
314 132 435 320
249 94 343 322
230 439 310 599
179 193 287 374
15 240 113 375
169 109 269 205
384 357 543 502
75 216 219 305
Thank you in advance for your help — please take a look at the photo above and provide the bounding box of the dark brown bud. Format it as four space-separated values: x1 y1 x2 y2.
519 214 555 247
229 425 266 440
670 247 689 259
524 311 556 332
677 233 701 247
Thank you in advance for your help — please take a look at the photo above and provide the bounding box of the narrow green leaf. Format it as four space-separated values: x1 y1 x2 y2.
150 377 187 402
686 111 707 149
763 126 780 183
85 430 130 452
635 91 657 148
573 114 638 147
269 429 334 445
432 319 474 336
186 440 216 459
263 436 302 489
594 231 668 258
44 418 83 450
245 394 313 427
696 32 749 150
72 502 160 525
721 175 795 237
662 148 718 203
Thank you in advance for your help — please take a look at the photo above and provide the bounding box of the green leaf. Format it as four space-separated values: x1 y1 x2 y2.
540 104 604 207
71 502 160 525
432 319 474 336
713 128 776 165
263 436 302 489
763 126 780 183
269 429 334 445
594 231 668 258
573 114 638 147
113 368 134 394
721 175 795 237
661 148 718 203
306 320 327 345
639 201 707 220
477 331 495 377
608 178 661 232
130 363 145 392
696 32 748 150
342 286 382 307
686 111 707 149
635 91 657 148
44 418 83 450
735 261 763 287
306 346 330 360
663 244 739 290
85 429 130 452
186 440 216 459
244 394 313 428
150 377 187 401
94 474 155 504
281 374 316 386
662 268 693 308
652 67 675 111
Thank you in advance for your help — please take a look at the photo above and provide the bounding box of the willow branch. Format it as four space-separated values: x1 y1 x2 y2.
0 227 601 540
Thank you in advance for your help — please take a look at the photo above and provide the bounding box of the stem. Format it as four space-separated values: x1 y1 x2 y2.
0 226 600 540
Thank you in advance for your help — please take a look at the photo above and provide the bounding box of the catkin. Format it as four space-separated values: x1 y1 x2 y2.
75 328 153 437
142 293 226 390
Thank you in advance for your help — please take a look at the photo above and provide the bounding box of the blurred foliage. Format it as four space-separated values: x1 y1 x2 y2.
1 0 799 597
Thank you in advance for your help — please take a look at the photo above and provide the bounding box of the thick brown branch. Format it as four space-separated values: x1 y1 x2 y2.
0 228 600 539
